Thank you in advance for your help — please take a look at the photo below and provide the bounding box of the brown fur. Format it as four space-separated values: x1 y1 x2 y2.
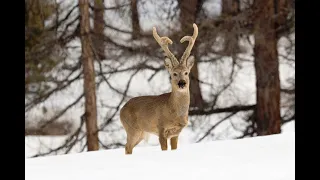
120 24 198 154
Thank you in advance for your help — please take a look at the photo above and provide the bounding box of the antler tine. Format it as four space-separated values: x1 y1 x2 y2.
180 23 198 64
152 27 179 66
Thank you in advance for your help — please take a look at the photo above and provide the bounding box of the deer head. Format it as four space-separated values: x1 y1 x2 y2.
153 23 198 92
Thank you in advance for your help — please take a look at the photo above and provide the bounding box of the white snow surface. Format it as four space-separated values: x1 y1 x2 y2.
25 133 295 180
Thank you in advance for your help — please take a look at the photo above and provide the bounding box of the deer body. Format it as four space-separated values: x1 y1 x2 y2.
121 92 188 134
120 23 198 154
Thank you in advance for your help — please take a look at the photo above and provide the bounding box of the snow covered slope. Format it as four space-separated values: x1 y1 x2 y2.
25 133 295 180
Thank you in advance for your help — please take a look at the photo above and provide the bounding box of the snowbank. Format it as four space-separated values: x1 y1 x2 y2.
25 133 295 180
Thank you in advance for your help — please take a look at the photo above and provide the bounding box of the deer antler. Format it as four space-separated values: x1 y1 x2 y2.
153 27 179 67
180 23 198 64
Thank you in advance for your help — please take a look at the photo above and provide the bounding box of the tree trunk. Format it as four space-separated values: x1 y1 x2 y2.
93 0 105 60
275 0 292 39
178 0 204 109
131 0 140 39
221 0 241 56
253 0 281 136
222 0 239 15
79 0 99 151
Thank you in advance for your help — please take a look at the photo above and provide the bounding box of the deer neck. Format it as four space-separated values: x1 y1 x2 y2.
168 88 190 116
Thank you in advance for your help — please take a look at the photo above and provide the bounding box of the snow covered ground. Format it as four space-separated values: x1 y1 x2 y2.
25 132 295 180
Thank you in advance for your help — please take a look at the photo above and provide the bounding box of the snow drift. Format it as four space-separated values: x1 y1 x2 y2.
25 132 295 180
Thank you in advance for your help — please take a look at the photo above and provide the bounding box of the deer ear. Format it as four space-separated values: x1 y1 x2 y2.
186 56 195 70
164 58 173 70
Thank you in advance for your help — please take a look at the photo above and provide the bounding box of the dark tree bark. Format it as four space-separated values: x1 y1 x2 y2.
274 0 292 39
131 0 141 39
178 0 204 109
253 0 281 135
79 0 99 151
222 0 239 15
93 0 106 60
221 0 241 55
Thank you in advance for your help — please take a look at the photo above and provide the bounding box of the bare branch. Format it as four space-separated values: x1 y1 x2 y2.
196 112 237 142
31 115 85 158
89 2 130 11
39 93 84 129
189 105 255 116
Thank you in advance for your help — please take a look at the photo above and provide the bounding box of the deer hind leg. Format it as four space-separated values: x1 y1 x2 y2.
125 129 144 155
120 115 143 155
170 136 178 150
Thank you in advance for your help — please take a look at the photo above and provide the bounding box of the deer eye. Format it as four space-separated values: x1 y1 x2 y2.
173 73 178 76
184 72 188 75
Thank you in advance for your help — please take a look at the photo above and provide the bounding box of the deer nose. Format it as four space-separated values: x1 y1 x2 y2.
178 80 186 88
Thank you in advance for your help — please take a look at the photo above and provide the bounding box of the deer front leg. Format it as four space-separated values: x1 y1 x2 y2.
159 129 168 151
159 136 168 151
170 136 178 150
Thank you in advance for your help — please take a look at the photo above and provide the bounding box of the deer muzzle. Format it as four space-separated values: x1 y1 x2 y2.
178 80 186 89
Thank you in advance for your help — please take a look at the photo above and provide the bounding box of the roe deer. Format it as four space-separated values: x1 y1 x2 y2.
120 23 198 154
